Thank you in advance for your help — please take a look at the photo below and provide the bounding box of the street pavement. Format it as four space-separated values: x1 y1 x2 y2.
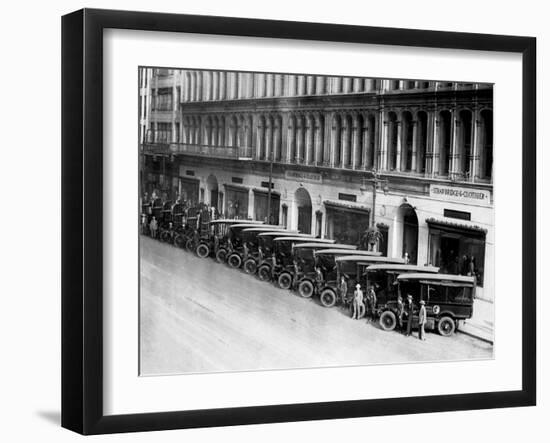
139 236 493 375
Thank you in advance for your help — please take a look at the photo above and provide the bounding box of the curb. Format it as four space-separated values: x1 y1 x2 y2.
457 328 494 345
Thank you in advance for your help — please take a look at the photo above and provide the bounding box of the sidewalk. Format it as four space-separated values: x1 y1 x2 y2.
457 297 494 344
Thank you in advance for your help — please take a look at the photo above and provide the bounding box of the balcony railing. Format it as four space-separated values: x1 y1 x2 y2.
141 142 248 159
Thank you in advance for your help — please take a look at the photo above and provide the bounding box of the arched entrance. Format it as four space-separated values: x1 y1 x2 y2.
396 203 418 264
294 187 312 234
206 174 219 211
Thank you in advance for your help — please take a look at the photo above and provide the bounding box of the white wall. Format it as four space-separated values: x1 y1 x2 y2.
0 1 545 442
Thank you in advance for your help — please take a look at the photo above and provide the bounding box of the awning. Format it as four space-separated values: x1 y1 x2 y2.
324 200 371 214
252 187 281 196
223 183 250 192
426 217 488 234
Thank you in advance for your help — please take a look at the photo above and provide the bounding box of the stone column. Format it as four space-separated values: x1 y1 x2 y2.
316 76 325 94
395 120 402 171
379 112 388 170
471 109 480 182
450 110 460 174
430 111 440 177
248 189 254 220
281 113 290 162
314 115 324 164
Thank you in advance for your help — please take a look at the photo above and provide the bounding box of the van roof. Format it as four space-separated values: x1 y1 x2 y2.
259 232 315 238
242 227 297 233
293 243 356 250
229 223 272 229
209 219 263 225
366 264 440 273
396 273 476 284
273 237 336 243
314 249 382 256
336 255 406 264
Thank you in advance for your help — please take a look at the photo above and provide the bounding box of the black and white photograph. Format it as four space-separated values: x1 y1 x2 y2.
138 68 494 376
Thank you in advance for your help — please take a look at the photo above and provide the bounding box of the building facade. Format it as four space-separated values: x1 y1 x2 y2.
139 67 494 300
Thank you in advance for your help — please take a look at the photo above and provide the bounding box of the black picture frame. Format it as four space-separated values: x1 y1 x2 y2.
61 8 536 435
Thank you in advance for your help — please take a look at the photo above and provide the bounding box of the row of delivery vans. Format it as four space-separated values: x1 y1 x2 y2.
167 218 475 337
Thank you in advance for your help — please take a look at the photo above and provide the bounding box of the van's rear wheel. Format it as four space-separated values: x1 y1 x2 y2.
244 259 257 274
185 238 195 252
437 316 455 336
227 253 242 269
320 289 337 308
379 311 397 331
298 280 314 298
216 249 227 263
258 265 271 281
196 243 210 258
278 273 292 290
174 235 186 248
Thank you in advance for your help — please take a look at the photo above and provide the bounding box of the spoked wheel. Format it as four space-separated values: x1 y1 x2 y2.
227 253 242 269
298 280 315 298
437 316 456 337
379 311 397 331
185 238 196 252
277 273 292 290
258 265 272 281
216 249 227 263
174 235 187 248
244 259 258 274
196 243 210 258
160 231 172 243
319 289 337 308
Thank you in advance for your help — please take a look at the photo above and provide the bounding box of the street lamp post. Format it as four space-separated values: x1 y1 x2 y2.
266 143 274 224
362 169 388 251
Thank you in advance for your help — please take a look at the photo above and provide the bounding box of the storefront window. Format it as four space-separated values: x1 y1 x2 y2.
253 191 280 224
428 224 486 286
225 187 249 219
325 207 370 245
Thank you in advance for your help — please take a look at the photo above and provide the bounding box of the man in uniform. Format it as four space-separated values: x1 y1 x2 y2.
369 286 378 321
339 276 349 314
314 265 324 294
405 294 415 336
352 284 365 320
418 300 427 340
396 294 405 332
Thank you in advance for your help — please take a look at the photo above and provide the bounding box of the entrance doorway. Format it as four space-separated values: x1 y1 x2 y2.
396 203 419 263
206 174 219 211
295 187 312 234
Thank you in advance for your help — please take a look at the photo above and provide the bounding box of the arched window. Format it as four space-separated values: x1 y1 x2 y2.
332 114 342 166
458 110 473 176
479 110 493 180
401 111 414 171
416 111 428 173
438 110 452 175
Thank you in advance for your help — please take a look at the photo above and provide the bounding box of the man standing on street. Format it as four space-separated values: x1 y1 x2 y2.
352 284 365 320
396 294 405 332
405 294 415 337
418 300 427 340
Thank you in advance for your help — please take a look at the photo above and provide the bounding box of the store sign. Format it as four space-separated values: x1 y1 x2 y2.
430 184 491 206
285 170 323 184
